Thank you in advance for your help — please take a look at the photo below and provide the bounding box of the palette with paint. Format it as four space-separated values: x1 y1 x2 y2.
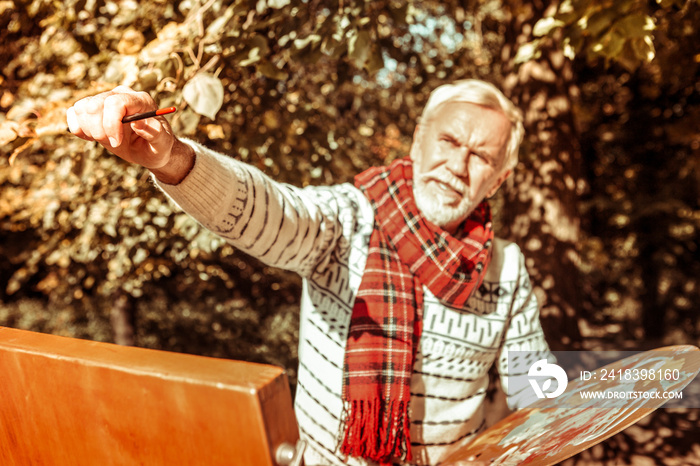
441 345 700 465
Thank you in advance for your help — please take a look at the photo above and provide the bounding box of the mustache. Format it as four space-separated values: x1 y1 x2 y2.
416 169 468 194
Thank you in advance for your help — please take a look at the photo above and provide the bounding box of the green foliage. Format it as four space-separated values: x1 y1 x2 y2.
518 0 691 71
576 2 700 341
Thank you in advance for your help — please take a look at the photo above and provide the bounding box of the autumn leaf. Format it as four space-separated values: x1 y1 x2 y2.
183 73 224 120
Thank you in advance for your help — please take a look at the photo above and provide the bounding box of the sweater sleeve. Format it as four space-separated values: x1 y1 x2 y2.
496 247 555 410
153 139 352 277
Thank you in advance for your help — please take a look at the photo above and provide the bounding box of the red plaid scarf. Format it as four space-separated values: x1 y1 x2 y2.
340 157 494 464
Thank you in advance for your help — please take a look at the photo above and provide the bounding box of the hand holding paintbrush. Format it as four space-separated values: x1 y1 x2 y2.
67 86 194 184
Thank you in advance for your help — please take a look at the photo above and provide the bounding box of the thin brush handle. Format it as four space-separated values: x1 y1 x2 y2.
121 107 177 123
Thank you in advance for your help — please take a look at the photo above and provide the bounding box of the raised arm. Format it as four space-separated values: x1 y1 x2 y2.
68 87 354 276
155 139 355 276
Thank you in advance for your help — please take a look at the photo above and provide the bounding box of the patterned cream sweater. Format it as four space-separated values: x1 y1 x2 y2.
157 140 552 466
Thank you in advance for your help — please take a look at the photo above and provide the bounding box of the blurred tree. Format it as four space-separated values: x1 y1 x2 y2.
574 1 700 344
498 0 587 348
488 0 698 347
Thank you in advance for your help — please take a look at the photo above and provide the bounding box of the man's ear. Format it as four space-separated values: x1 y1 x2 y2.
409 124 423 162
486 169 512 198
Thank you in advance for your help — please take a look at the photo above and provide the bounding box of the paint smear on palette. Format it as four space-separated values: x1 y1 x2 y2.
495 406 645 464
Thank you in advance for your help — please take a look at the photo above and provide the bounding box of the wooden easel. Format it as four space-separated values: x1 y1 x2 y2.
0 326 301 465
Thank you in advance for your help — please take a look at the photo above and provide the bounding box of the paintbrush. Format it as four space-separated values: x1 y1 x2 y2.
121 107 177 123
67 107 177 132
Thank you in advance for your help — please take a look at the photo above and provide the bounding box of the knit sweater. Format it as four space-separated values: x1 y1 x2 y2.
156 140 553 466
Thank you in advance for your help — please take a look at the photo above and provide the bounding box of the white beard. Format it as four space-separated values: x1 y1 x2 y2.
413 168 476 228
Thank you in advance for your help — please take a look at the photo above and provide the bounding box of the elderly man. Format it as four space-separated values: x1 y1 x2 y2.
68 79 552 466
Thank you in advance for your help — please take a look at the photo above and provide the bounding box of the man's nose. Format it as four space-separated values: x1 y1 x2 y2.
446 153 470 179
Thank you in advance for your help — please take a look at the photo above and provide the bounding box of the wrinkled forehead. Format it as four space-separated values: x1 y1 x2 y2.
424 102 512 140
423 100 503 124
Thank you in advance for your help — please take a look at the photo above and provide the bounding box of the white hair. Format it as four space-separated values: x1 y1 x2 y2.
419 80 524 172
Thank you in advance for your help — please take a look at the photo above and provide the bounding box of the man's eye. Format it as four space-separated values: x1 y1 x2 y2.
440 136 459 146
473 152 493 165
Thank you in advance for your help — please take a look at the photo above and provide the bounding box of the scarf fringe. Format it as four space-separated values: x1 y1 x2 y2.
340 399 412 464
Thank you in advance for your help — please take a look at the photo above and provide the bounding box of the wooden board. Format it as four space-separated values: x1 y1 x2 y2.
0 326 299 466
442 345 700 465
